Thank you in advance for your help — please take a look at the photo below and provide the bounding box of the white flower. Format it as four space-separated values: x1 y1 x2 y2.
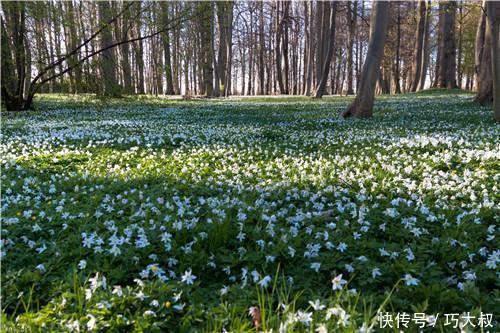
78 260 87 270
310 262 321 272
404 274 419 286
181 269 197 285
220 285 229 295
87 314 97 331
112 285 123 297
308 299 326 311
143 310 156 317
36 264 46 273
258 275 272 288
371 268 382 278
315 324 328 333
296 311 313 326
332 274 347 290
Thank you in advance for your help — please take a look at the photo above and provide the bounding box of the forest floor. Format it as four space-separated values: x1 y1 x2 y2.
1 90 499 332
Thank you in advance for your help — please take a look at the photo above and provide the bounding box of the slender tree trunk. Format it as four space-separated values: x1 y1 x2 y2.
314 2 337 98
224 2 234 96
342 1 389 118
457 2 463 88
393 2 401 94
275 2 287 94
410 1 426 92
347 1 357 95
160 2 175 95
258 1 265 95
304 1 314 96
432 4 444 88
418 1 431 91
211 2 220 97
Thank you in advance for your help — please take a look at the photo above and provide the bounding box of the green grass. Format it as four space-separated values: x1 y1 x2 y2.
1 90 498 332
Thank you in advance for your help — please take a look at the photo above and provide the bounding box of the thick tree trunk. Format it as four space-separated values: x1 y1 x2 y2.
474 1 493 105
342 1 389 118
486 1 500 121
314 2 337 98
119 3 133 94
98 1 120 97
437 1 457 89
1 2 28 111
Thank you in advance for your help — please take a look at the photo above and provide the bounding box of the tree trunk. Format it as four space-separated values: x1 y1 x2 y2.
394 2 401 94
347 1 357 95
1 2 27 111
437 1 457 89
342 1 389 118
160 2 175 95
474 0 492 105
224 2 234 96
486 1 500 121
275 1 287 94
410 1 426 92
314 2 337 98
258 1 265 95
304 1 314 96
457 3 463 87
432 4 444 88
418 1 431 91
98 1 120 97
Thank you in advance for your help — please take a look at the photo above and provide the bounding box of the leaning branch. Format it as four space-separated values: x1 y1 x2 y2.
31 1 135 85
31 10 193 93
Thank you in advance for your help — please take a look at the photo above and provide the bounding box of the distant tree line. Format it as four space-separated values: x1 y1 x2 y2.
1 1 498 121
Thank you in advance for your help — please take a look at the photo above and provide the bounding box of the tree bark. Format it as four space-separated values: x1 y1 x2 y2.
474 1 493 105
347 1 357 95
417 1 431 91
393 2 401 94
304 1 314 96
1 2 27 111
410 1 426 92
98 1 120 97
486 1 500 121
342 1 389 118
437 1 458 89
258 1 265 95
160 2 174 95
314 2 337 98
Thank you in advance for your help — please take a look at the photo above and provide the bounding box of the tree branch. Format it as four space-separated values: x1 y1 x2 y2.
31 10 193 93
